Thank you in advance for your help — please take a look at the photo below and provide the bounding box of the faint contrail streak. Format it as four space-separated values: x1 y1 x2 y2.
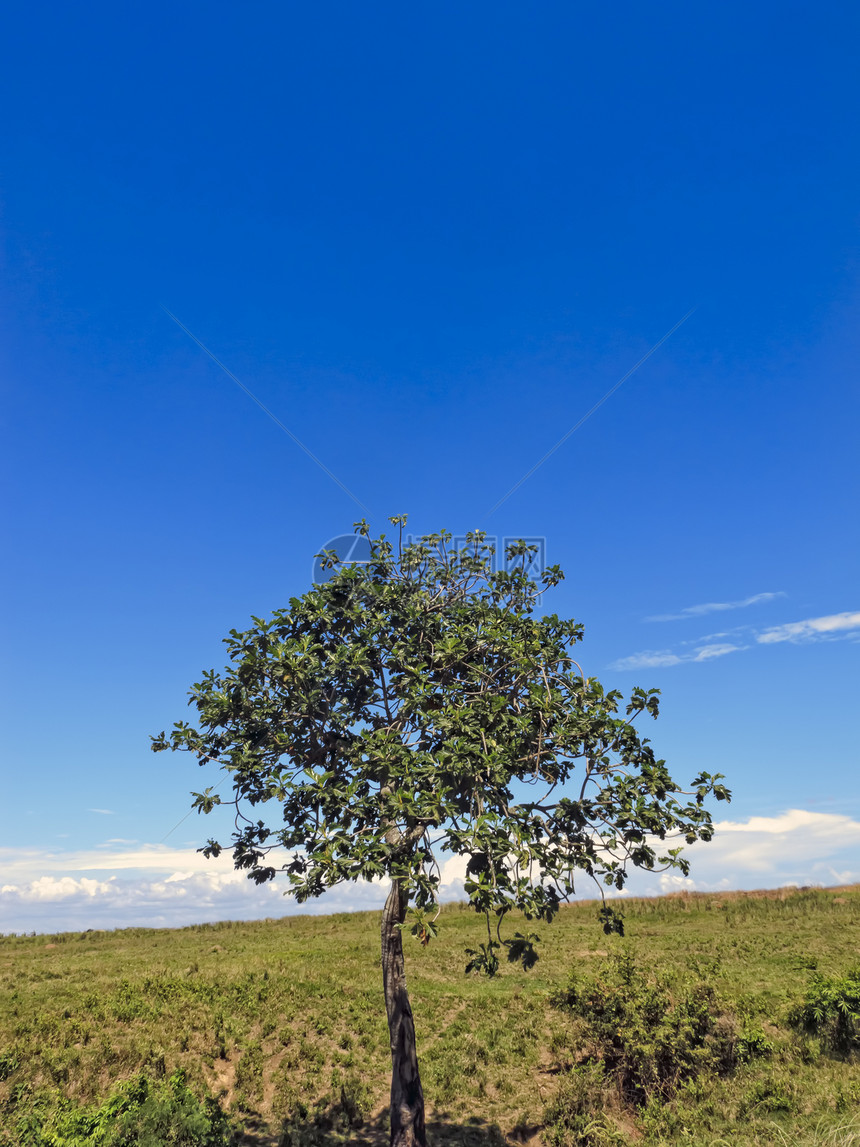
487 307 696 517
161 305 371 514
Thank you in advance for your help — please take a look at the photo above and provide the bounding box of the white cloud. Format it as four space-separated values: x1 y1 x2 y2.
603 809 860 899
0 843 245 881
757 610 860 645
691 642 746 662
4 876 116 903
646 592 784 623
679 629 737 644
438 854 468 901
612 605 859 670
89 808 114 815
609 643 745 671
658 873 696 894
609 650 683 670
0 843 392 934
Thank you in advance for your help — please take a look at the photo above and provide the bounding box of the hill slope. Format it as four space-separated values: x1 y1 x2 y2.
2 886 859 1145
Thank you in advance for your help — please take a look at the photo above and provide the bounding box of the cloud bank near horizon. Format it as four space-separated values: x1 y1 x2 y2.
2 809 858 935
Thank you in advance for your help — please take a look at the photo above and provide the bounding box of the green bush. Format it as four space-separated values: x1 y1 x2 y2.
549 951 748 1105
10 1070 232 1147
789 967 860 1054
736 1023 773 1063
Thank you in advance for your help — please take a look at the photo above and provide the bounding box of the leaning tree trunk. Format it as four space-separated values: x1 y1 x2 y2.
381 879 427 1147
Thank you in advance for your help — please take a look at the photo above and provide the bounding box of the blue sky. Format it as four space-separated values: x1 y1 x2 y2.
2 2 858 932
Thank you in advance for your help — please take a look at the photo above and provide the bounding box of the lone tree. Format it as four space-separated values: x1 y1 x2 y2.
152 519 729 1147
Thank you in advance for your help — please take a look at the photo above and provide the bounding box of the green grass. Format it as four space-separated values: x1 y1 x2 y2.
1 886 859 1145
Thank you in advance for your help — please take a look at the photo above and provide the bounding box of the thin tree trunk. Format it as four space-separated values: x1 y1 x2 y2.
381 879 427 1147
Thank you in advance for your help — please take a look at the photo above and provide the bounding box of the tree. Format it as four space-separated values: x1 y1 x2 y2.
152 518 730 1147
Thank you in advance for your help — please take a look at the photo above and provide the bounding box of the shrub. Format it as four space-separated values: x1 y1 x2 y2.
549 951 747 1105
789 967 860 1054
11 1070 232 1147
736 1022 773 1062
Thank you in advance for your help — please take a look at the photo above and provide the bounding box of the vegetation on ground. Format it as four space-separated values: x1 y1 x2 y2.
2 885 859 1145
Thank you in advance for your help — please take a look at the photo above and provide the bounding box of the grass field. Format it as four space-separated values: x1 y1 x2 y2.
2 885 859 1145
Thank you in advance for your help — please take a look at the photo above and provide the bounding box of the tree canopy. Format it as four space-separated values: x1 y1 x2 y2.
152 518 730 972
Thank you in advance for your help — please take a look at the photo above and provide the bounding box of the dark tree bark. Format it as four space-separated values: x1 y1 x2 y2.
381 879 427 1147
